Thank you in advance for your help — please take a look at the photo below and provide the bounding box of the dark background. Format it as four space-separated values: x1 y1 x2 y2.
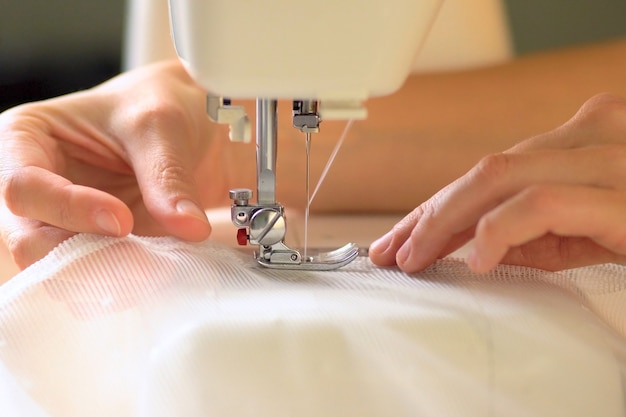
1 0 625 112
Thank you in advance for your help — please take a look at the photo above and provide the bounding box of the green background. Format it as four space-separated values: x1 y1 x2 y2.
504 0 626 53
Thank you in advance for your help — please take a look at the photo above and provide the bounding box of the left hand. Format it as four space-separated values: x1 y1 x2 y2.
0 61 228 269
369 93 626 273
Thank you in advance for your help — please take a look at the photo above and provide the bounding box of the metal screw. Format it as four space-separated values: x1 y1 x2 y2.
229 188 253 205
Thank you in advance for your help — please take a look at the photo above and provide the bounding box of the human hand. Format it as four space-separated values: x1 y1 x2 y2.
370 93 626 273
0 60 230 269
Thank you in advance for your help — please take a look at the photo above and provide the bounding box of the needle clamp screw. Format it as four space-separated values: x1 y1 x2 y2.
229 188 253 206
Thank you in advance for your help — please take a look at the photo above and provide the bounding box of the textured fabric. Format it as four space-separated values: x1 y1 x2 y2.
0 233 625 417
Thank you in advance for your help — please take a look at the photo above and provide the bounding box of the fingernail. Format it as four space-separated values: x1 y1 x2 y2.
467 248 484 273
176 199 208 222
396 242 411 266
370 231 393 254
95 210 122 236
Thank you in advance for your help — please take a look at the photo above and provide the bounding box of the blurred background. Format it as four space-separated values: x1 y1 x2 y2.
1 0 625 112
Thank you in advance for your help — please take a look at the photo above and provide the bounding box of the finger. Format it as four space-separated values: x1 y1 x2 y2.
369 209 421 266
499 234 626 271
120 104 212 241
371 225 477 268
369 205 476 267
393 147 625 273
0 206 76 269
1 166 133 236
468 185 626 273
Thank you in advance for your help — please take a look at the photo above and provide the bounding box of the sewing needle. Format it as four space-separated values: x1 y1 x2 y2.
304 131 311 261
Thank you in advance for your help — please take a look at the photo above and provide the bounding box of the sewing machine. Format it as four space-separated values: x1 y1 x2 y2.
167 0 443 269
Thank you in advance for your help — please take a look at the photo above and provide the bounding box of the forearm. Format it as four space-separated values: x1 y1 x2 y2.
218 37 626 213
391 37 626 145
297 37 626 212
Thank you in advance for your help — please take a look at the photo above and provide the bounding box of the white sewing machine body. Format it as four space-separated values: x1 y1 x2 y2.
168 0 441 102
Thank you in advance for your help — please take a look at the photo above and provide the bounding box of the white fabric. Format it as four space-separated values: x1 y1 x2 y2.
0 233 625 417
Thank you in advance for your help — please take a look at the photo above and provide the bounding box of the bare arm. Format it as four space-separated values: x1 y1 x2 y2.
219 37 626 213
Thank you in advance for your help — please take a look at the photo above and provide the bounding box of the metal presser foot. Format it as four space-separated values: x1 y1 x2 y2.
229 189 359 271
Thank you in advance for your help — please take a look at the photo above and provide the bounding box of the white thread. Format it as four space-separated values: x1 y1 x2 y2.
309 119 354 206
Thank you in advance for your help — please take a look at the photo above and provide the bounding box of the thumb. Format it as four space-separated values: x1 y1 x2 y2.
132 145 212 241
120 99 213 242
118 97 214 241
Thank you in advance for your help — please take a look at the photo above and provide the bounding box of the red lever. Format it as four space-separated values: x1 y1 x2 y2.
236 228 248 246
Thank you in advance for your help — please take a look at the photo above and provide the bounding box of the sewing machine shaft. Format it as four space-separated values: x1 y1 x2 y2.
228 99 358 270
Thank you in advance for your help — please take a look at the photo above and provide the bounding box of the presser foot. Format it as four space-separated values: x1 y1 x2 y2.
230 188 359 271
255 242 360 271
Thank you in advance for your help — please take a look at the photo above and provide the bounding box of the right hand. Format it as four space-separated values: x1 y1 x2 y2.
370 93 626 273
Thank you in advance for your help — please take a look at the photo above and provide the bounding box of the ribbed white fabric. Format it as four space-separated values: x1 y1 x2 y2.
0 234 625 417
